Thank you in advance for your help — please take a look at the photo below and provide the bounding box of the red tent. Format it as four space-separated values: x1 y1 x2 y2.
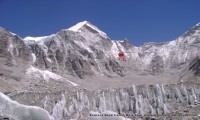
118 52 126 61
118 52 124 57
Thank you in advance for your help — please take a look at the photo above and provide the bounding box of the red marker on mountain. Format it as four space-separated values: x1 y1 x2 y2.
118 52 126 61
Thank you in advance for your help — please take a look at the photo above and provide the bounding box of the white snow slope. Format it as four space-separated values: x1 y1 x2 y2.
26 66 79 86
68 21 108 38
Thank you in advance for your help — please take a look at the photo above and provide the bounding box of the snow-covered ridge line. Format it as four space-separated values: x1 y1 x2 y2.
26 66 79 86
68 21 88 32
85 22 107 36
0 92 52 120
68 20 107 38
23 34 55 43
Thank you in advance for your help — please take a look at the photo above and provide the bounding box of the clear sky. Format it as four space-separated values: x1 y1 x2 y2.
0 0 200 46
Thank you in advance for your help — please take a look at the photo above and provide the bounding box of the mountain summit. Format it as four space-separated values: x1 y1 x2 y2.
68 21 89 31
68 21 108 39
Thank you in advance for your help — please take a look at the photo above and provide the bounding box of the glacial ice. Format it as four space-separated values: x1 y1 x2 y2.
51 94 66 120
0 92 52 120
53 84 198 119
1 84 198 120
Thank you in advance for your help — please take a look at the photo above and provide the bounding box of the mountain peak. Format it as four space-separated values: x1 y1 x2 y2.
68 21 108 38
68 21 89 32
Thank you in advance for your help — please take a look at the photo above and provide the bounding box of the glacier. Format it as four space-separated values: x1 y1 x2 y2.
0 92 52 120
43 84 198 119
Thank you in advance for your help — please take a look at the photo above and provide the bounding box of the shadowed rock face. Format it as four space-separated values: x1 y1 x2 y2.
119 39 133 50
150 55 164 74
189 57 200 76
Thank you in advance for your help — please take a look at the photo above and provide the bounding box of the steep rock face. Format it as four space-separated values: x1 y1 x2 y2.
119 39 133 50
0 28 32 66
189 57 200 76
150 55 164 74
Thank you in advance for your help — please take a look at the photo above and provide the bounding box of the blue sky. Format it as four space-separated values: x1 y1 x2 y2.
0 0 200 46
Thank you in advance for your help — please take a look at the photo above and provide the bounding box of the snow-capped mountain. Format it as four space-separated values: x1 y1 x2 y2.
22 21 200 78
24 21 126 79
1 21 200 120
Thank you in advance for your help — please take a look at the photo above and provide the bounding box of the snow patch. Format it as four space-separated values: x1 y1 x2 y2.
26 66 78 86
168 40 176 46
31 53 36 63
8 43 13 53
24 34 54 43
110 41 120 58
46 58 52 63
10 32 17 36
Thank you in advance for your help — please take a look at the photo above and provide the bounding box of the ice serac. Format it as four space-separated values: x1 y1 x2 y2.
38 84 198 119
